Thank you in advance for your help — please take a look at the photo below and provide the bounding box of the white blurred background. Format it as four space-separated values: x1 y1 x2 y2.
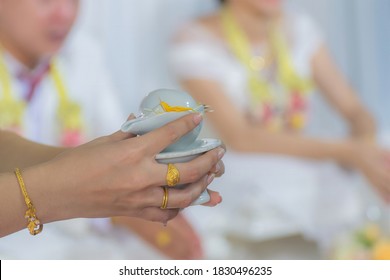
72 0 389 135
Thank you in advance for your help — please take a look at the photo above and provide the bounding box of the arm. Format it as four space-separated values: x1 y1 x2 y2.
181 79 354 163
0 130 66 172
0 131 66 236
0 115 225 237
180 79 390 201
312 45 377 141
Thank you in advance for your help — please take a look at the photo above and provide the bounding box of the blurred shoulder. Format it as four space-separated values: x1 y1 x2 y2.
284 8 323 34
174 12 225 42
197 12 222 34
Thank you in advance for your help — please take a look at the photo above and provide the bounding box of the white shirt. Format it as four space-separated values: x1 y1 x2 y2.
1 32 126 145
169 10 323 115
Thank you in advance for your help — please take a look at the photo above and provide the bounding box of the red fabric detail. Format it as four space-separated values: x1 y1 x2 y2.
18 63 51 103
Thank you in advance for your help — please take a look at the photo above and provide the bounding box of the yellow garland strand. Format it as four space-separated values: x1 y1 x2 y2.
50 60 83 130
220 8 313 106
0 53 26 128
0 52 83 134
269 30 313 93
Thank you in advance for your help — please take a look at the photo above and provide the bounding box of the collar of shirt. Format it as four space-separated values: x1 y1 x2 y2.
2 51 51 102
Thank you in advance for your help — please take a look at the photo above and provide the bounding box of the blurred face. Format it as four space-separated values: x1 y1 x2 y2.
0 0 80 59
229 0 283 17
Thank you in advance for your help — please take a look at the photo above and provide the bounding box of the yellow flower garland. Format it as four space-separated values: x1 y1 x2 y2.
221 8 314 130
0 51 84 145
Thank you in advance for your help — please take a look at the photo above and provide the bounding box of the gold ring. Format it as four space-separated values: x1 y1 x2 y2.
166 163 180 187
160 187 169 209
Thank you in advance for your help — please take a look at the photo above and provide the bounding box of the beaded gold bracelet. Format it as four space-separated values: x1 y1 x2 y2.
14 168 43 235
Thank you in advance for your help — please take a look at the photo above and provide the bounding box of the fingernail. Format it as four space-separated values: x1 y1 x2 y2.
128 113 136 120
217 147 225 160
193 113 203 125
215 163 221 173
207 173 215 185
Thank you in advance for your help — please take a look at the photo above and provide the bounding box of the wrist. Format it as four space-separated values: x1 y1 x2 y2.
334 139 362 168
21 163 75 225
0 172 29 237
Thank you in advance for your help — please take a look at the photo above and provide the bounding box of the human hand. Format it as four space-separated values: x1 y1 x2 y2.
112 213 204 259
350 142 390 203
25 113 225 226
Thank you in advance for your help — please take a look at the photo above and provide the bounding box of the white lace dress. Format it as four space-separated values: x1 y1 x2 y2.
169 10 369 257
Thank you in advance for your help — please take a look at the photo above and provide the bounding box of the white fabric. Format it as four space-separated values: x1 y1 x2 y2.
1 32 126 145
0 32 165 260
185 153 366 257
77 0 219 114
289 0 390 132
169 10 323 112
168 10 368 254
77 0 389 132
0 219 164 260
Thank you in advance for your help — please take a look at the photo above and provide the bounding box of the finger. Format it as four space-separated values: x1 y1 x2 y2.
139 113 203 155
165 175 215 209
209 160 225 178
220 142 227 153
138 207 180 224
201 189 223 207
173 148 225 184
151 147 225 187
110 114 137 141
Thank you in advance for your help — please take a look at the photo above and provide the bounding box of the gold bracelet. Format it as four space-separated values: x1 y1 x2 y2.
14 168 43 236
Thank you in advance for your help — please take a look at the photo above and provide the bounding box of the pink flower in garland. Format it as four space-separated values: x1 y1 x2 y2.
61 130 83 147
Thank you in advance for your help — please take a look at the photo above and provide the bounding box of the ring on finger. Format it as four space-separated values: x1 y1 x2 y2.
166 163 180 187
160 186 169 209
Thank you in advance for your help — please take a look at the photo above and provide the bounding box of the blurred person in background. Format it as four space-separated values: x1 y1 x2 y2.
169 0 390 258
0 0 217 259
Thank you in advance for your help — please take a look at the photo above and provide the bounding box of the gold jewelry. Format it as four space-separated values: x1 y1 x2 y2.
160 187 169 209
166 163 180 187
14 168 43 236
